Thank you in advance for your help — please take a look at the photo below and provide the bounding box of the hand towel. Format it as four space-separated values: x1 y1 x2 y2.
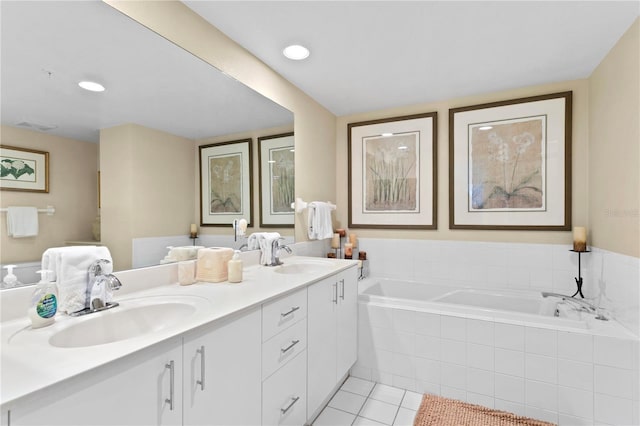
247 232 281 265
307 202 334 240
6 206 39 238
41 246 112 313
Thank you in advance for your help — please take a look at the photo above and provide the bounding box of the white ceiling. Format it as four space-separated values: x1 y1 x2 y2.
1 1 292 143
185 1 639 116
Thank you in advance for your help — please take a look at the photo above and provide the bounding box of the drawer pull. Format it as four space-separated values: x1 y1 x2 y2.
280 306 300 317
280 396 300 414
340 278 345 300
333 283 338 304
280 339 300 353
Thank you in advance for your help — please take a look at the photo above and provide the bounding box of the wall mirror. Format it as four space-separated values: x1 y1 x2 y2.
0 1 294 283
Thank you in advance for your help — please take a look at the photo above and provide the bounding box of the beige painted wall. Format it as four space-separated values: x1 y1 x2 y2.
335 80 589 245
105 1 337 244
1 126 98 263
100 124 194 270
589 19 639 258
195 124 294 237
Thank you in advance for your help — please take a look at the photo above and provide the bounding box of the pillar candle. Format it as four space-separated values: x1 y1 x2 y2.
190 223 198 238
573 226 587 252
331 233 340 249
349 233 357 247
344 243 353 258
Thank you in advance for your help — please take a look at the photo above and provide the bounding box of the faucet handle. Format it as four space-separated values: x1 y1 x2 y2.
89 259 112 277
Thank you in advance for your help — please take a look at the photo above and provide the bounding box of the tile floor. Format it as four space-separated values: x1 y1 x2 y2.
312 377 423 426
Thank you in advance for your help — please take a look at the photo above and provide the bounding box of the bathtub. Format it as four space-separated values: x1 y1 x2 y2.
358 278 600 331
354 277 639 424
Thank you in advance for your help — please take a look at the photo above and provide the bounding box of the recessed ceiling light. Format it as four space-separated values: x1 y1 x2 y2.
381 133 393 137
78 81 105 92
398 146 408 150
478 126 493 131
283 45 310 60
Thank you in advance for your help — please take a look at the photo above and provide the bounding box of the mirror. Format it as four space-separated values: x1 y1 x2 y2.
0 1 294 284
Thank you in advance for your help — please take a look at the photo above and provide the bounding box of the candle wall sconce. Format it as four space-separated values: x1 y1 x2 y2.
189 224 198 246
569 249 590 298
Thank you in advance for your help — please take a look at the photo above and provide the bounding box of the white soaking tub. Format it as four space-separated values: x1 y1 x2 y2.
354 277 639 425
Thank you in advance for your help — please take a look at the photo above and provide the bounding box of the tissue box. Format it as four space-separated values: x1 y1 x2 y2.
196 247 234 282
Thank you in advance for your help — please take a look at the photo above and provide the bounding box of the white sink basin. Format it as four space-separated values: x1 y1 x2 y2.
48 296 208 348
274 260 332 275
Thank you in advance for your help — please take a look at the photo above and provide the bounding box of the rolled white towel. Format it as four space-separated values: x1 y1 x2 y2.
42 246 112 313
247 232 281 265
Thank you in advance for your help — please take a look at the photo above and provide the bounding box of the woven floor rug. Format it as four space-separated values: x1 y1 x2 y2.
414 394 556 426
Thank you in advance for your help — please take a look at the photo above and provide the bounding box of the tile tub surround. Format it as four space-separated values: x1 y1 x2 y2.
352 303 640 426
358 238 639 337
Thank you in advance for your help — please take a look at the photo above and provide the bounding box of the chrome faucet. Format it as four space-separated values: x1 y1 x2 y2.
70 259 122 316
541 292 608 321
270 238 292 266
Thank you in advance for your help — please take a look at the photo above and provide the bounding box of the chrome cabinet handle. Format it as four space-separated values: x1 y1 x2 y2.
280 396 300 414
280 306 300 317
281 339 300 353
196 345 205 391
165 360 175 411
332 283 338 304
340 279 345 300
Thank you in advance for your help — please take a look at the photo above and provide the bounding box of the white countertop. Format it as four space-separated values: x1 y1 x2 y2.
0 256 357 409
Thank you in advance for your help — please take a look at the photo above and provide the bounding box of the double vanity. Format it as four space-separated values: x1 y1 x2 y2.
0 256 358 426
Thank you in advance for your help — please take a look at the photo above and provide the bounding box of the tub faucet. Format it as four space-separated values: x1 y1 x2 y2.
71 259 122 316
541 292 608 321
270 238 292 266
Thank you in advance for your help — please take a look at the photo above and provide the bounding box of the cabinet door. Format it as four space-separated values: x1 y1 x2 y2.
306 275 338 418
336 266 358 381
183 307 261 426
11 339 183 426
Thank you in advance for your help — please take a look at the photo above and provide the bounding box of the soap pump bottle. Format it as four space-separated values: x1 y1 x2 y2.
28 270 58 328
2 264 22 289
228 250 243 283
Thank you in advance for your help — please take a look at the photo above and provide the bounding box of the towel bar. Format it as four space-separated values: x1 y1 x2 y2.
291 197 336 213
0 205 55 215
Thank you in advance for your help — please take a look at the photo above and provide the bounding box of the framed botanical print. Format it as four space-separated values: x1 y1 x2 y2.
199 139 253 226
258 132 294 227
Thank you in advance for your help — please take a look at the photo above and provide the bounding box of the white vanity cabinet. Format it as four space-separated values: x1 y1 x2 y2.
183 307 261 426
307 266 358 419
9 338 183 426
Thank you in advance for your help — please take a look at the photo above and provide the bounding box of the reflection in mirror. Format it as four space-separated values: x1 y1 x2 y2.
1 1 293 285
258 133 295 228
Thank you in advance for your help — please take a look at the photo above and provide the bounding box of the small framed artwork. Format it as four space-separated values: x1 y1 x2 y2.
199 139 253 227
0 145 49 193
258 132 294 228
449 91 572 230
348 112 437 229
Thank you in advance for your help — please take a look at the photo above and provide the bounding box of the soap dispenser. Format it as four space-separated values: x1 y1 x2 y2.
28 270 58 328
228 250 243 283
2 264 22 289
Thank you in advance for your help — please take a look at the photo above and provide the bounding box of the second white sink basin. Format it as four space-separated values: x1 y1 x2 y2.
274 259 333 275
48 296 208 348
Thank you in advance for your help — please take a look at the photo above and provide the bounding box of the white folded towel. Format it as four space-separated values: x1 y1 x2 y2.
247 232 281 265
6 206 38 238
41 246 112 314
307 202 334 240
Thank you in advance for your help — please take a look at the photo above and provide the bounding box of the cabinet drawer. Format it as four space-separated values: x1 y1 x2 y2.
262 350 307 426
262 287 307 342
262 318 307 380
